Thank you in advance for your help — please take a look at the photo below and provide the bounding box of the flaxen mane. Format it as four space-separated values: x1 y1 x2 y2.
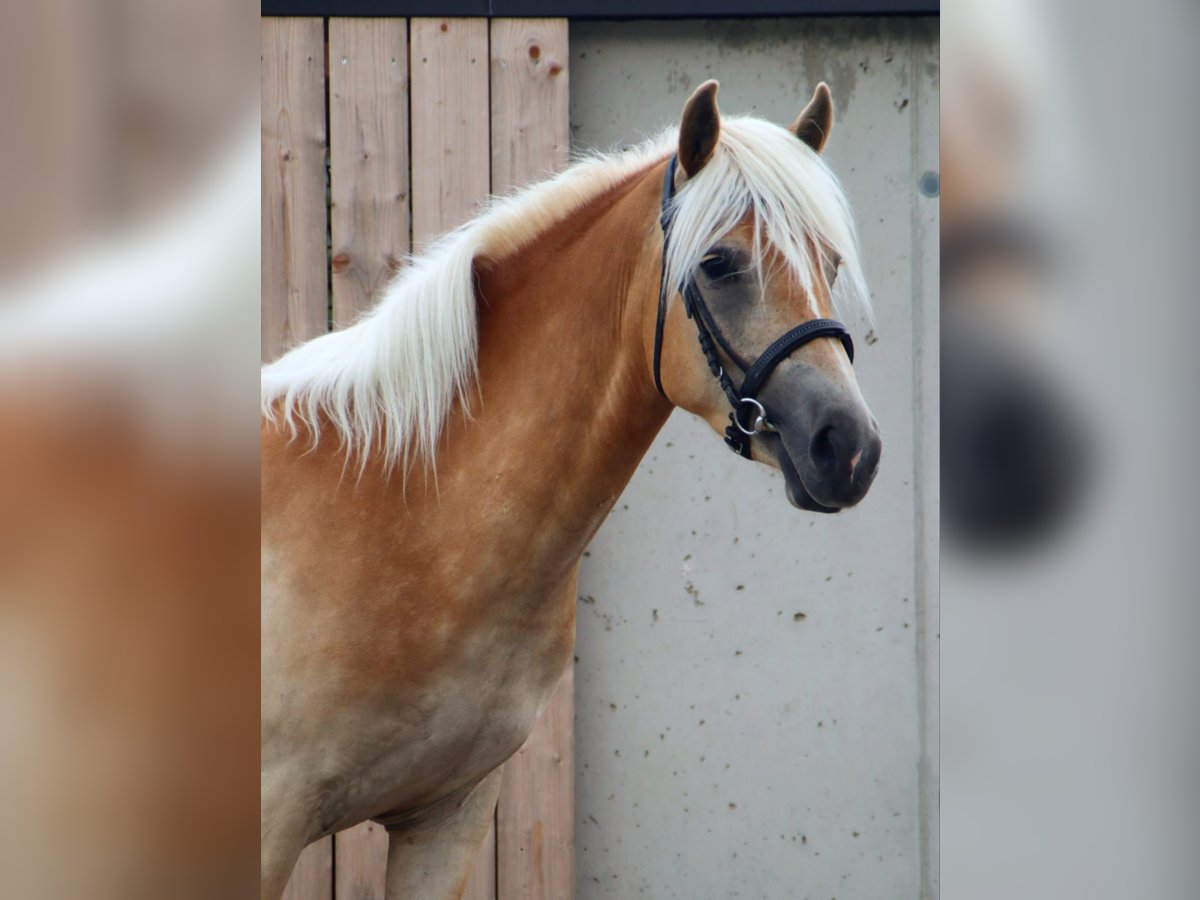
261 116 868 474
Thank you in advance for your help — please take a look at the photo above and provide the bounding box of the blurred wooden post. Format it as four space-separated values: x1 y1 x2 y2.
489 19 575 900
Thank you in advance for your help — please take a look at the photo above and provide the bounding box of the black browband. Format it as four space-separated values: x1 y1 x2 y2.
652 154 855 458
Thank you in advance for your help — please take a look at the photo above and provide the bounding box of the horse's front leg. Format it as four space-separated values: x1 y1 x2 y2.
259 766 316 900
381 767 503 900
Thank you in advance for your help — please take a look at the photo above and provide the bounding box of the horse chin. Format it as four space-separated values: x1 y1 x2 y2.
777 444 840 514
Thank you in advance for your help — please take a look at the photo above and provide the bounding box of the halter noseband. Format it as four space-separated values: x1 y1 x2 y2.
652 154 855 458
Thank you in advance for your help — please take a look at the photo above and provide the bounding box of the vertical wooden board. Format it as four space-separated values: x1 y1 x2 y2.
263 18 332 900
488 19 570 194
408 15 494 899
328 18 410 329
261 17 329 362
334 821 389 900
327 18 409 890
490 21 574 900
461 813 497 900
409 18 490 243
497 671 575 900
280 840 333 900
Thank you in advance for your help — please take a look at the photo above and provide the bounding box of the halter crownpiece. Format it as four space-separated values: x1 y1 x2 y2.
651 154 855 458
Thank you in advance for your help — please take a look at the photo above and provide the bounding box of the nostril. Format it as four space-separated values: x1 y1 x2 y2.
810 424 837 471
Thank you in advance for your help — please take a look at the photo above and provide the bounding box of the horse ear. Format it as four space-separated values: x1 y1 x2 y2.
790 82 834 154
678 80 721 178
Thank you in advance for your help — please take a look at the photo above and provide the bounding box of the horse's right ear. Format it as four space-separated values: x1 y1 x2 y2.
678 80 721 179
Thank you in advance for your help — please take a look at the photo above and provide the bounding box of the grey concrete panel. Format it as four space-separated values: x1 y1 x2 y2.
569 18 938 900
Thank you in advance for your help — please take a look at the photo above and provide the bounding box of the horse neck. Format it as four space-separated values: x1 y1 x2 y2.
453 162 672 548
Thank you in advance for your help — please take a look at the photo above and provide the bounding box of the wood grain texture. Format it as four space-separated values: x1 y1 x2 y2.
497 672 575 900
261 17 329 362
408 18 490 243
280 840 333 900
490 21 574 899
328 18 409 329
462 815 497 900
488 19 570 195
334 821 389 900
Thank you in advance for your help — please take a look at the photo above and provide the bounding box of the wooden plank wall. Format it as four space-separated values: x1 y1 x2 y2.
260 16 573 900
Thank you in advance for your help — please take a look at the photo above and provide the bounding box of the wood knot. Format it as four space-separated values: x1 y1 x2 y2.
440 21 448 32
528 43 540 61
331 252 351 273
548 61 563 76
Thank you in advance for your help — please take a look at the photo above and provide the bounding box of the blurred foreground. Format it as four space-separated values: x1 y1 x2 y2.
0 2 259 897
942 1 1199 898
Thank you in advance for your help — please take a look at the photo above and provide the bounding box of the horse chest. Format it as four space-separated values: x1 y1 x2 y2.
292 581 573 830
263 465 580 830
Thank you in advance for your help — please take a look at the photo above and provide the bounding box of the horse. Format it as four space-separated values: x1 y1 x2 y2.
261 80 881 900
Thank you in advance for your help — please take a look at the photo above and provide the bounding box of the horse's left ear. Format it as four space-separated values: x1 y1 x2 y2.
790 82 834 154
678 80 721 179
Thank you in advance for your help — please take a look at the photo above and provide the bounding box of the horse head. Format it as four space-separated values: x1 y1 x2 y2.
653 81 881 512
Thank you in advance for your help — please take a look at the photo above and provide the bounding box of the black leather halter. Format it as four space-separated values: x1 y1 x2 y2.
652 154 855 458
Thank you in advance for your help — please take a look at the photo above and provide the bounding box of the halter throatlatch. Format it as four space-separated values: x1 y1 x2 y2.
651 154 855 458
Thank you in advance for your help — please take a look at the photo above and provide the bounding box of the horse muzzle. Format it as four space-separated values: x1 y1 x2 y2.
765 368 882 511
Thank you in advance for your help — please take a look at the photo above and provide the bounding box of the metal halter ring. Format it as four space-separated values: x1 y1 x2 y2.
733 397 775 436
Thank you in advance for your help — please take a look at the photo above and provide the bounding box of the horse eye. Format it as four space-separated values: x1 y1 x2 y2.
699 254 735 281
825 252 843 285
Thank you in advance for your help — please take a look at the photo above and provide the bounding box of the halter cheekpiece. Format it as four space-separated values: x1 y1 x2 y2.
651 154 855 458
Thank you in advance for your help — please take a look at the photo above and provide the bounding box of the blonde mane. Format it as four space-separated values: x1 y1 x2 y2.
261 116 869 474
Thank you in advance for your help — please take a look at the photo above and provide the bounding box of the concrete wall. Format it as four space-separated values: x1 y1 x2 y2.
570 18 939 899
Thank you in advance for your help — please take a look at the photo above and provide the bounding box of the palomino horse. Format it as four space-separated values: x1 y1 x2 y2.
261 81 881 899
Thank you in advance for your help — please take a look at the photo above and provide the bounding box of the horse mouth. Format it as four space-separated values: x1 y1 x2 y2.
777 443 840 514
